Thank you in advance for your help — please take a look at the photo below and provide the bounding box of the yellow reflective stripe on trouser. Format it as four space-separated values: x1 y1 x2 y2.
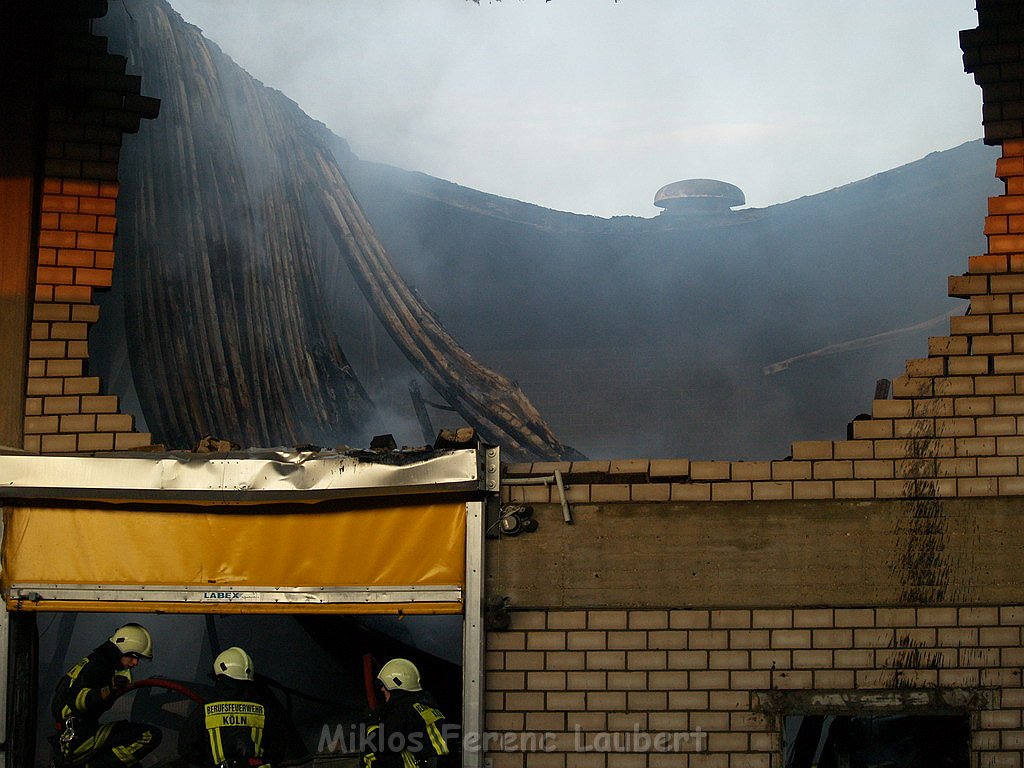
401 751 417 768
110 729 154 766
68 722 114 761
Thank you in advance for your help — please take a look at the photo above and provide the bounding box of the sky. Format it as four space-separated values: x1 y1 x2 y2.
167 1 983 218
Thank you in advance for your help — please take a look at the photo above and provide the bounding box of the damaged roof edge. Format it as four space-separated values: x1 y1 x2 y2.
0 447 491 503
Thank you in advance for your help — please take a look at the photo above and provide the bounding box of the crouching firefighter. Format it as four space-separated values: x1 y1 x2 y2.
179 646 285 767
364 658 450 768
50 623 162 767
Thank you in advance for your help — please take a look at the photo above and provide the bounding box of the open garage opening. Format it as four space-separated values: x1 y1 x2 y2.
28 611 463 766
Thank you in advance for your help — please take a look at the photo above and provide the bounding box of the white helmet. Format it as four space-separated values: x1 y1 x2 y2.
213 646 254 681
109 623 153 659
377 658 422 692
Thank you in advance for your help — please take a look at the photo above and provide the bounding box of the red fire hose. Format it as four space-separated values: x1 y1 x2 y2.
362 654 378 713
113 677 206 705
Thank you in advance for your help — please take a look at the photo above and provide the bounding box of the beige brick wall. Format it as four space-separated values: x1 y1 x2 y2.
485 608 1024 768
22 12 158 453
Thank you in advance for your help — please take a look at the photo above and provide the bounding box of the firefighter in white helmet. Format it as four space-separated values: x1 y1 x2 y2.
178 646 286 767
364 658 450 768
50 623 162 767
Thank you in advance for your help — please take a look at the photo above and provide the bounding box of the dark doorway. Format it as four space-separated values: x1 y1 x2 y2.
784 713 970 768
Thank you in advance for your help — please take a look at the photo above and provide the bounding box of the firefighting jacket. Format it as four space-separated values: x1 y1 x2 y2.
51 641 128 732
364 689 449 768
179 677 285 767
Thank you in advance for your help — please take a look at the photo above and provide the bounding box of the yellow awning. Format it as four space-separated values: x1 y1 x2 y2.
3 502 467 614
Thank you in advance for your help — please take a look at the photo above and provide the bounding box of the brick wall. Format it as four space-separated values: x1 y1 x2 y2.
22 4 158 453
961 0 1024 146
485 608 1024 768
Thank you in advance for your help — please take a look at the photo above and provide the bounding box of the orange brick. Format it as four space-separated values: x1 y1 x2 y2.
63 179 100 196
966 253 1007 274
56 248 95 267
38 230 77 249
53 285 93 303
76 232 114 250
990 234 1024 253
97 180 119 198
986 215 1010 235
78 196 116 215
66 340 89 358
37 265 74 285
75 268 112 287
992 274 1024 293
989 195 1024 215
26 378 62 396
993 314 1024 333
60 212 98 232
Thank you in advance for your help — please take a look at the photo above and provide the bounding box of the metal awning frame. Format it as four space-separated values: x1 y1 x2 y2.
0 445 497 768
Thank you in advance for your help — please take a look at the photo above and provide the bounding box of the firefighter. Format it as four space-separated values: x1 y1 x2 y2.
364 658 450 768
178 646 285 767
50 622 162 767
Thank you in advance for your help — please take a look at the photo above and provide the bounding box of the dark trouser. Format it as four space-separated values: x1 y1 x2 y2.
60 720 162 767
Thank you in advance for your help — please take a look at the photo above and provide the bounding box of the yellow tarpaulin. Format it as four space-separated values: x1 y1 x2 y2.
3 503 466 614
